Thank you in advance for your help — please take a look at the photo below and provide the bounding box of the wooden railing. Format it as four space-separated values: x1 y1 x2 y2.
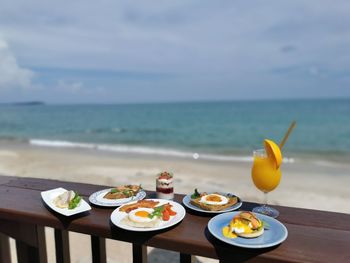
0 175 349 263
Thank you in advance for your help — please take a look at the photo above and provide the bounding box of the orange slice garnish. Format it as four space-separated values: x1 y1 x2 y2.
264 139 283 169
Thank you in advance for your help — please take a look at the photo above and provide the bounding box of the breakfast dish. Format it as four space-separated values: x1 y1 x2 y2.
111 199 186 232
89 185 146 207
103 185 142 199
41 188 91 216
53 190 82 209
182 189 242 213
208 211 288 248
156 171 174 199
222 211 264 238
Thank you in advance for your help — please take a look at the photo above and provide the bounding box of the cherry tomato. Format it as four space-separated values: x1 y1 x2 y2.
162 209 170 221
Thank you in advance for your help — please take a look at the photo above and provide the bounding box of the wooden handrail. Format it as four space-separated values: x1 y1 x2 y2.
0 175 349 263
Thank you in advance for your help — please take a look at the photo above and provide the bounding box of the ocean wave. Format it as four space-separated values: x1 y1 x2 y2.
28 139 293 163
0 136 29 143
84 127 169 135
30 139 96 149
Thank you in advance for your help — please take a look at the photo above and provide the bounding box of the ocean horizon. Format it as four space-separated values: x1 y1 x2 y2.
0 98 349 164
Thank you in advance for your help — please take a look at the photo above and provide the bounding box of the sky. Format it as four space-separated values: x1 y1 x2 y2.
0 0 349 103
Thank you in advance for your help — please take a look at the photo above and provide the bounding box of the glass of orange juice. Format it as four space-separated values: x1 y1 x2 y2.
251 149 281 218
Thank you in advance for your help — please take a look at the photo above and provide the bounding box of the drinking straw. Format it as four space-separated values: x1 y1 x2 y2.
279 121 296 149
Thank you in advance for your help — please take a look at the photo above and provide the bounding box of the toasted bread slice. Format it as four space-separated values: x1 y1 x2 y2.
104 192 125 199
119 200 159 213
190 195 238 211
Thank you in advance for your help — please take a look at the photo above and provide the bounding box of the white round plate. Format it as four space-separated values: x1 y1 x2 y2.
89 188 146 207
182 193 242 214
110 199 186 232
208 211 288 248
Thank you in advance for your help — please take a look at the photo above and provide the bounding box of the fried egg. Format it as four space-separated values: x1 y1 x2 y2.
199 194 228 205
122 208 160 228
128 208 157 223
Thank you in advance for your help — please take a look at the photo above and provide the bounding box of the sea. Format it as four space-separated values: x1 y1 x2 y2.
0 99 349 163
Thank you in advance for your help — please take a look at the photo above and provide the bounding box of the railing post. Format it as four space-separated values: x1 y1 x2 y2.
0 219 47 263
37 226 48 263
91 236 106 263
16 239 40 263
0 232 11 263
180 253 195 263
54 229 70 263
132 244 147 263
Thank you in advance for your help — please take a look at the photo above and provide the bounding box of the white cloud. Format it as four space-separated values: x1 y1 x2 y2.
1 0 349 76
56 80 83 94
0 38 34 89
0 0 349 101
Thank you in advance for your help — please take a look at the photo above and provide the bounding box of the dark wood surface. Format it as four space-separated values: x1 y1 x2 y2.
0 175 349 263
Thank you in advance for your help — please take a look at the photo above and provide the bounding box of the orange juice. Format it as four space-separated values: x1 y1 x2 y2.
251 150 281 193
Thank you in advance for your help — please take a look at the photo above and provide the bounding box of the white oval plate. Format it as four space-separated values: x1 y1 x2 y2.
89 188 146 207
111 199 186 232
208 211 288 248
41 188 91 216
182 193 242 214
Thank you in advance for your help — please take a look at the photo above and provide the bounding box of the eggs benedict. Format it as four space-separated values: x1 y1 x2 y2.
222 211 264 238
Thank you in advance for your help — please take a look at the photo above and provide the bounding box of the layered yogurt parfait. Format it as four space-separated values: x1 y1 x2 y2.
156 171 174 200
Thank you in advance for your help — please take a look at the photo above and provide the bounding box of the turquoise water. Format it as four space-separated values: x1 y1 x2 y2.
0 99 349 160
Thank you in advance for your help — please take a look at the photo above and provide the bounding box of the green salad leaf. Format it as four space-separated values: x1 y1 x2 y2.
68 192 82 210
148 205 165 219
110 188 119 194
262 220 270 230
191 188 201 199
122 190 134 197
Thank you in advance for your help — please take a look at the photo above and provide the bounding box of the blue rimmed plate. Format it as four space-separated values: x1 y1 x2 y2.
89 188 146 207
208 211 288 248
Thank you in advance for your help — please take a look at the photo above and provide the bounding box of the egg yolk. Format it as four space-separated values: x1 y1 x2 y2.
135 211 150 217
222 226 237 238
206 195 222 202
230 220 253 233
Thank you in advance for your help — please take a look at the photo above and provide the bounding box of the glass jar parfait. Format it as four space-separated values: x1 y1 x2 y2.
156 171 174 200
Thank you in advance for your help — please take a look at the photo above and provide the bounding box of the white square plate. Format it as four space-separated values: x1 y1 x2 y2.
41 187 91 216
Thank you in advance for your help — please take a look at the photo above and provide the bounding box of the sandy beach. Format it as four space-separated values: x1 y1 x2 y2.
1 142 350 263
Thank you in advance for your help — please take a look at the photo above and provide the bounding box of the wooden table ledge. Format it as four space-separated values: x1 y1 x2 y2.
0 175 349 263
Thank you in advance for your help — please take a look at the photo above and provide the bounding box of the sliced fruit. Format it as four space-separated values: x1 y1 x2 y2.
264 139 283 169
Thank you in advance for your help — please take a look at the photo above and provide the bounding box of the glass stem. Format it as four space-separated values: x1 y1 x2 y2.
263 192 268 207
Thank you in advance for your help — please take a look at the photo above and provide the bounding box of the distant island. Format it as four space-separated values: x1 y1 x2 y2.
0 101 45 106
